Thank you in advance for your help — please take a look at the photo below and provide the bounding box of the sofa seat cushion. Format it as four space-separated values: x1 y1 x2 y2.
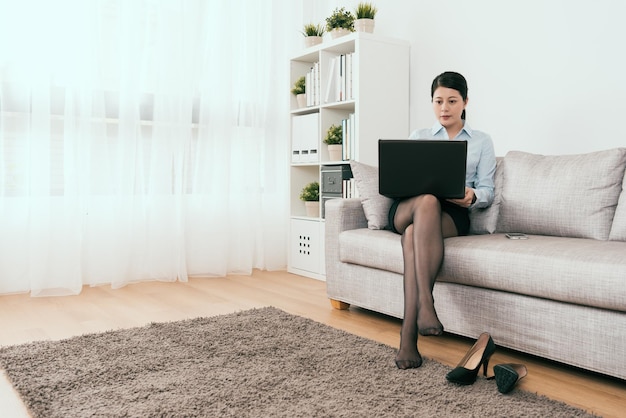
339 229 403 274
441 234 625 312
339 230 625 312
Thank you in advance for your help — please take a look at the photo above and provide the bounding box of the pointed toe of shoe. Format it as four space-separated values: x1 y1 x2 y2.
445 367 477 385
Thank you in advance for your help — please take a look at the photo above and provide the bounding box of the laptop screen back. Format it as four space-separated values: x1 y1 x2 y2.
378 139 467 199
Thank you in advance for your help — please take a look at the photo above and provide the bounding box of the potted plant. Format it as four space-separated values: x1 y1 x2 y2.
354 2 377 33
299 181 320 217
324 123 343 161
325 7 355 39
291 76 306 108
301 23 325 48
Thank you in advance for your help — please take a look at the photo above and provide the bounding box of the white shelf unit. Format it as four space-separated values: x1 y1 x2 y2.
288 32 410 280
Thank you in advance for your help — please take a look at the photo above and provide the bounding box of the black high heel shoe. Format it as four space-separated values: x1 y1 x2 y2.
446 332 496 385
494 363 527 394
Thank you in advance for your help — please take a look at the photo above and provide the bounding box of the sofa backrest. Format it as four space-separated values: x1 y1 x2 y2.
495 149 626 240
469 149 626 240
609 168 626 241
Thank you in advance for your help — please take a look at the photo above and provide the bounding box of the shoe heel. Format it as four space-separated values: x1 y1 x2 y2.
482 356 491 377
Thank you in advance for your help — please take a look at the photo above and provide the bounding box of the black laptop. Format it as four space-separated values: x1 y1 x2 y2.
378 139 467 199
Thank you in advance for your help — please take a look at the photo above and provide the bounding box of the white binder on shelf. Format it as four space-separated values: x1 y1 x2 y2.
345 53 352 101
291 118 302 163
292 113 319 163
305 62 320 107
325 58 336 104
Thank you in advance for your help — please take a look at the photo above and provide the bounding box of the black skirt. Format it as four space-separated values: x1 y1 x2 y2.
388 197 470 236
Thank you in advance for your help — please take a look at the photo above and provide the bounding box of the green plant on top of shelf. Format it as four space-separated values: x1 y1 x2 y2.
355 2 377 19
326 7 355 32
299 181 319 201
301 23 325 37
323 124 343 145
291 76 306 95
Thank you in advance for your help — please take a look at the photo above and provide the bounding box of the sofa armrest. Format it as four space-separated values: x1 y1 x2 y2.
325 198 367 280
325 198 368 234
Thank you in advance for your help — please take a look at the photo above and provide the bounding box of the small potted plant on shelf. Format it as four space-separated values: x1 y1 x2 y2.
325 7 355 39
299 181 320 218
354 2 377 33
301 23 325 48
324 124 343 161
291 75 306 108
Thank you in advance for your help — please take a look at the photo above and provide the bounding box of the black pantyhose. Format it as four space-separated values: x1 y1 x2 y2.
392 195 458 369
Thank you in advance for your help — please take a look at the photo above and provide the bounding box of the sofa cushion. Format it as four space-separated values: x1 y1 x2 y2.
496 149 626 240
339 229 626 312
349 160 393 230
609 169 626 241
339 229 403 274
439 234 626 312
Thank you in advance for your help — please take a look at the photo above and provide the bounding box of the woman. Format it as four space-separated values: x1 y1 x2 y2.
392 72 496 369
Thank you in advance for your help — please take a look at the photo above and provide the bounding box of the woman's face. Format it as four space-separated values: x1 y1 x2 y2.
432 87 467 132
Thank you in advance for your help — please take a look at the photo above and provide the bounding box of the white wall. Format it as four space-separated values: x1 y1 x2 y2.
302 0 626 156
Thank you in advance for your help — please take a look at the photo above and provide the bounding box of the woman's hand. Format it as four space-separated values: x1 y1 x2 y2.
447 187 475 208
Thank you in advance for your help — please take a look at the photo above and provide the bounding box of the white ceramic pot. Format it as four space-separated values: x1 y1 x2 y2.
296 93 306 108
305 201 320 218
330 28 351 39
304 36 323 48
327 144 343 161
354 18 375 33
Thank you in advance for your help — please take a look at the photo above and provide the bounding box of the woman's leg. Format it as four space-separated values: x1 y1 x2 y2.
395 222 422 369
393 195 458 369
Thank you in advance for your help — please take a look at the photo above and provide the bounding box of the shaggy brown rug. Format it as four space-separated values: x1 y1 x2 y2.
0 307 595 417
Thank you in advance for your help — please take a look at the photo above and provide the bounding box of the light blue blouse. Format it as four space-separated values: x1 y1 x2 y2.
408 122 496 209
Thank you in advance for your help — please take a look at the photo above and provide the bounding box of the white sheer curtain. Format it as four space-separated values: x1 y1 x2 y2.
0 0 298 295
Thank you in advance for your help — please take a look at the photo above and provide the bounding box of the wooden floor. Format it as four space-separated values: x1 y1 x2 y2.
0 270 624 417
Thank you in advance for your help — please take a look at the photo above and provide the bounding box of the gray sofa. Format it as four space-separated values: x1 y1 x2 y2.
325 149 626 380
